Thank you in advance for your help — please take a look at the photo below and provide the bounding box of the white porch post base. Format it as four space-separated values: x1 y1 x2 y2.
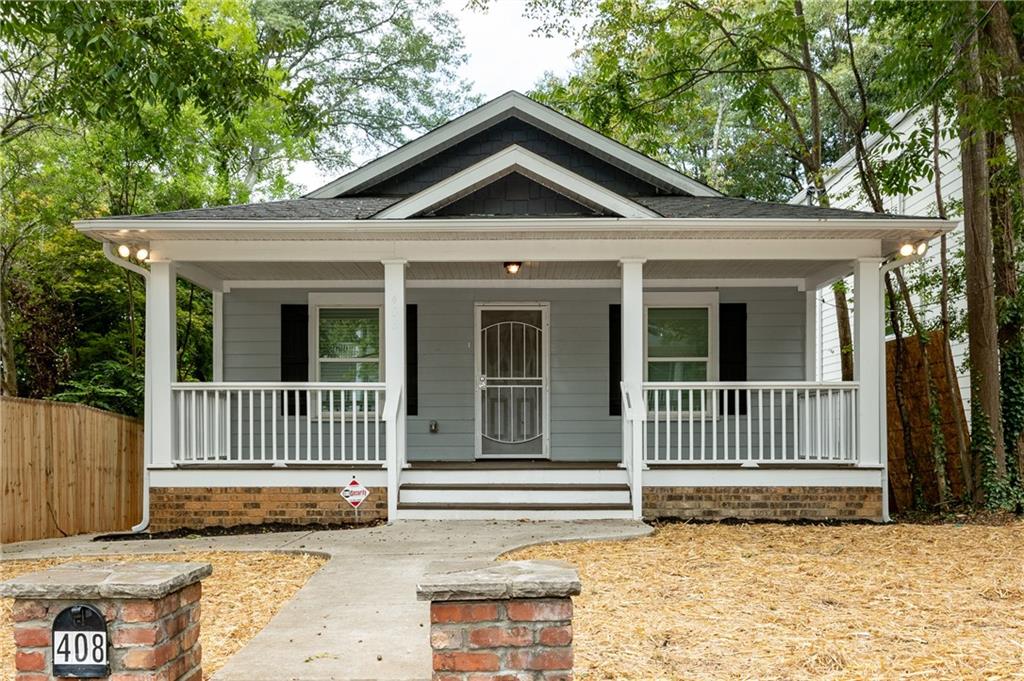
853 258 886 517
621 258 646 520
383 259 407 521
147 260 177 468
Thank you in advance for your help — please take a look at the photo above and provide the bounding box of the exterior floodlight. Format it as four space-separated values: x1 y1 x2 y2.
135 248 149 261
117 244 131 258
916 242 928 256
899 243 914 257
504 261 522 275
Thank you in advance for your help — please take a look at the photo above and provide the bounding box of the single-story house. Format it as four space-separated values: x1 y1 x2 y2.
76 92 953 529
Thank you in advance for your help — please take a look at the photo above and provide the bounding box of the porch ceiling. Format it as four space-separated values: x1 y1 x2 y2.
183 259 847 285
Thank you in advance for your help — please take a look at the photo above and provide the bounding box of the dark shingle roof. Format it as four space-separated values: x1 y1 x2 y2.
634 196 931 220
96 194 932 222
102 197 399 220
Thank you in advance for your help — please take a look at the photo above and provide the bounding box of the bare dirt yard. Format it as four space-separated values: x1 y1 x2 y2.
506 521 1024 681
0 550 326 681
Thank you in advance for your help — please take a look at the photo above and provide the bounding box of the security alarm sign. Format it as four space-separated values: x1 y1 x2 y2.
341 478 369 508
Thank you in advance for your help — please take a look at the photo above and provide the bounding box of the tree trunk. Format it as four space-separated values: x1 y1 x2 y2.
984 1 1024 190
833 281 854 381
934 104 972 497
0 274 17 395
960 5 1008 502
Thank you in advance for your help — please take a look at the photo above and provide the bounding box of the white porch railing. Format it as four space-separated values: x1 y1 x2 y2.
642 382 859 465
172 382 387 465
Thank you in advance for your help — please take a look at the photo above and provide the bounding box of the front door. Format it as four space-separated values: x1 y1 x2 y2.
474 303 550 458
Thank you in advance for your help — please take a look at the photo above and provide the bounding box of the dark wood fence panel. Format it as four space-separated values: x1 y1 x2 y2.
1 397 143 544
886 330 970 513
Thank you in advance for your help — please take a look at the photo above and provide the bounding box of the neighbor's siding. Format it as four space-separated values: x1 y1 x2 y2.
221 286 807 462
810 110 970 418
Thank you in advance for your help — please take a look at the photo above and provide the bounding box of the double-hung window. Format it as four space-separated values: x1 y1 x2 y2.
644 292 718 411
309 293 384 413
316 308 381 383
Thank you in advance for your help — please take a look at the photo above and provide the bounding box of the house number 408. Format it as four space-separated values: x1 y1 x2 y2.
53 631 108 665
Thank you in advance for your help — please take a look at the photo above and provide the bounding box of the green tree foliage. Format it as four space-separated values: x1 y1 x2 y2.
1 0 472 415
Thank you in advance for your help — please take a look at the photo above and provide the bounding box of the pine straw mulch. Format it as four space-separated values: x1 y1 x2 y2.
505 521 1024 681
0 550 326 681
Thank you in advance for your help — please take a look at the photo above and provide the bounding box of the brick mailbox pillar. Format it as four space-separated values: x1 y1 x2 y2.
417 560 580 681
0 561 211 681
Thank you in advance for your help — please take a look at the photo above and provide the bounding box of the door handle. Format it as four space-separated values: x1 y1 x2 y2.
478 375 487 390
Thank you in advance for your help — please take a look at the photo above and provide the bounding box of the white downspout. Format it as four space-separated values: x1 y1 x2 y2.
102 241 152 533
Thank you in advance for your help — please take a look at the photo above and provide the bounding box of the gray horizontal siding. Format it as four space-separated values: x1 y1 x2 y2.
221 285 807 462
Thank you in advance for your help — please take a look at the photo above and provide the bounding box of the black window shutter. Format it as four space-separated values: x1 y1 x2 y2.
280 304 308 415
719 303 747 415
609 304 622 416
406 304 418 416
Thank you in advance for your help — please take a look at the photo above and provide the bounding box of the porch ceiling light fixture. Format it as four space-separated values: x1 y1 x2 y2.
115 243 150 262
504 261 522 275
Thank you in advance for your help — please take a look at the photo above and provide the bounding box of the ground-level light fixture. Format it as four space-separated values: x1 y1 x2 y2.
504 261 522 275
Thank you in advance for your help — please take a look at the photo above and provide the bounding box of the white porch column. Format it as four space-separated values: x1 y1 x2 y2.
621 259 645 519
804 290 818 381
383 259 407 521
853 258 885 474
147 260 177 468
212 290 223 381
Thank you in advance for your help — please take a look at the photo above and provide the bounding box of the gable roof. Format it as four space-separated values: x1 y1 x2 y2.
305 91 722 199
374 145 659 219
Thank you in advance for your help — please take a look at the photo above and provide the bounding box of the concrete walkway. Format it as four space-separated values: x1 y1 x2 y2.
2 520 651 680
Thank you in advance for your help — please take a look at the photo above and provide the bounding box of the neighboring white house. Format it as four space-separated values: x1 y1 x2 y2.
792 110 970 418
75 92 953 528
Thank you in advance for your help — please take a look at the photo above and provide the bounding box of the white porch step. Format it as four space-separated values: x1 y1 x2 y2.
396 462 633 519
401 462 627 486
399 483 631 506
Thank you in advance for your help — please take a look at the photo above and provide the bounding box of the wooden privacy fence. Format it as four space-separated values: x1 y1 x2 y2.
1 397 143 544
886 329 970 513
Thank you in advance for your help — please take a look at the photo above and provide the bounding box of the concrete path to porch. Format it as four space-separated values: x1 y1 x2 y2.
2 520 651 680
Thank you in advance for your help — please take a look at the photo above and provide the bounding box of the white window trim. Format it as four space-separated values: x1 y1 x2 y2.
643 291 719 383
307 292 385 382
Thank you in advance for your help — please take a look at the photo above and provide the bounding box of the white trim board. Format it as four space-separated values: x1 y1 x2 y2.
305 91 721 199
374 145 659 220
222 278 807 290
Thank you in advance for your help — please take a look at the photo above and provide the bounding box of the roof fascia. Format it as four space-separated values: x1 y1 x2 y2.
305 91 721 199
372 145 660 220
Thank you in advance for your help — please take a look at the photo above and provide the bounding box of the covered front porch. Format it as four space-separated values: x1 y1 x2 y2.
136 241 889 522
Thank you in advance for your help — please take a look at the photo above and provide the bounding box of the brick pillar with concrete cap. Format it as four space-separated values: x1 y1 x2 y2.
417 559 580 681
0 561 211 681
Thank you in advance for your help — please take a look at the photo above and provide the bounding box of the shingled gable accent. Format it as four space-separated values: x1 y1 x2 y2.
306 91 721 199
373 145 660 219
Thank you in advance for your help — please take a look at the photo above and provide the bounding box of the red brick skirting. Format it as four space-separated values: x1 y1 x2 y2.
149 486 387 532
643 486 883 521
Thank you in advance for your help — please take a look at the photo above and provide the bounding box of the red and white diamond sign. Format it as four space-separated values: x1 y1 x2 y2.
341 478 369 509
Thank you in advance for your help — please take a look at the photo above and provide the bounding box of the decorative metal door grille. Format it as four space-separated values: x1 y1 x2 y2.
480 318 544 447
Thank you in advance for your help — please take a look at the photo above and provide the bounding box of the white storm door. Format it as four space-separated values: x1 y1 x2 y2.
474 303 550 458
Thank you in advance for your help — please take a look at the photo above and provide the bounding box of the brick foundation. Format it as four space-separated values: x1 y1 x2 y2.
149 486 387 532
2 562 209 681
643 486 883 521
429 598 574 680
